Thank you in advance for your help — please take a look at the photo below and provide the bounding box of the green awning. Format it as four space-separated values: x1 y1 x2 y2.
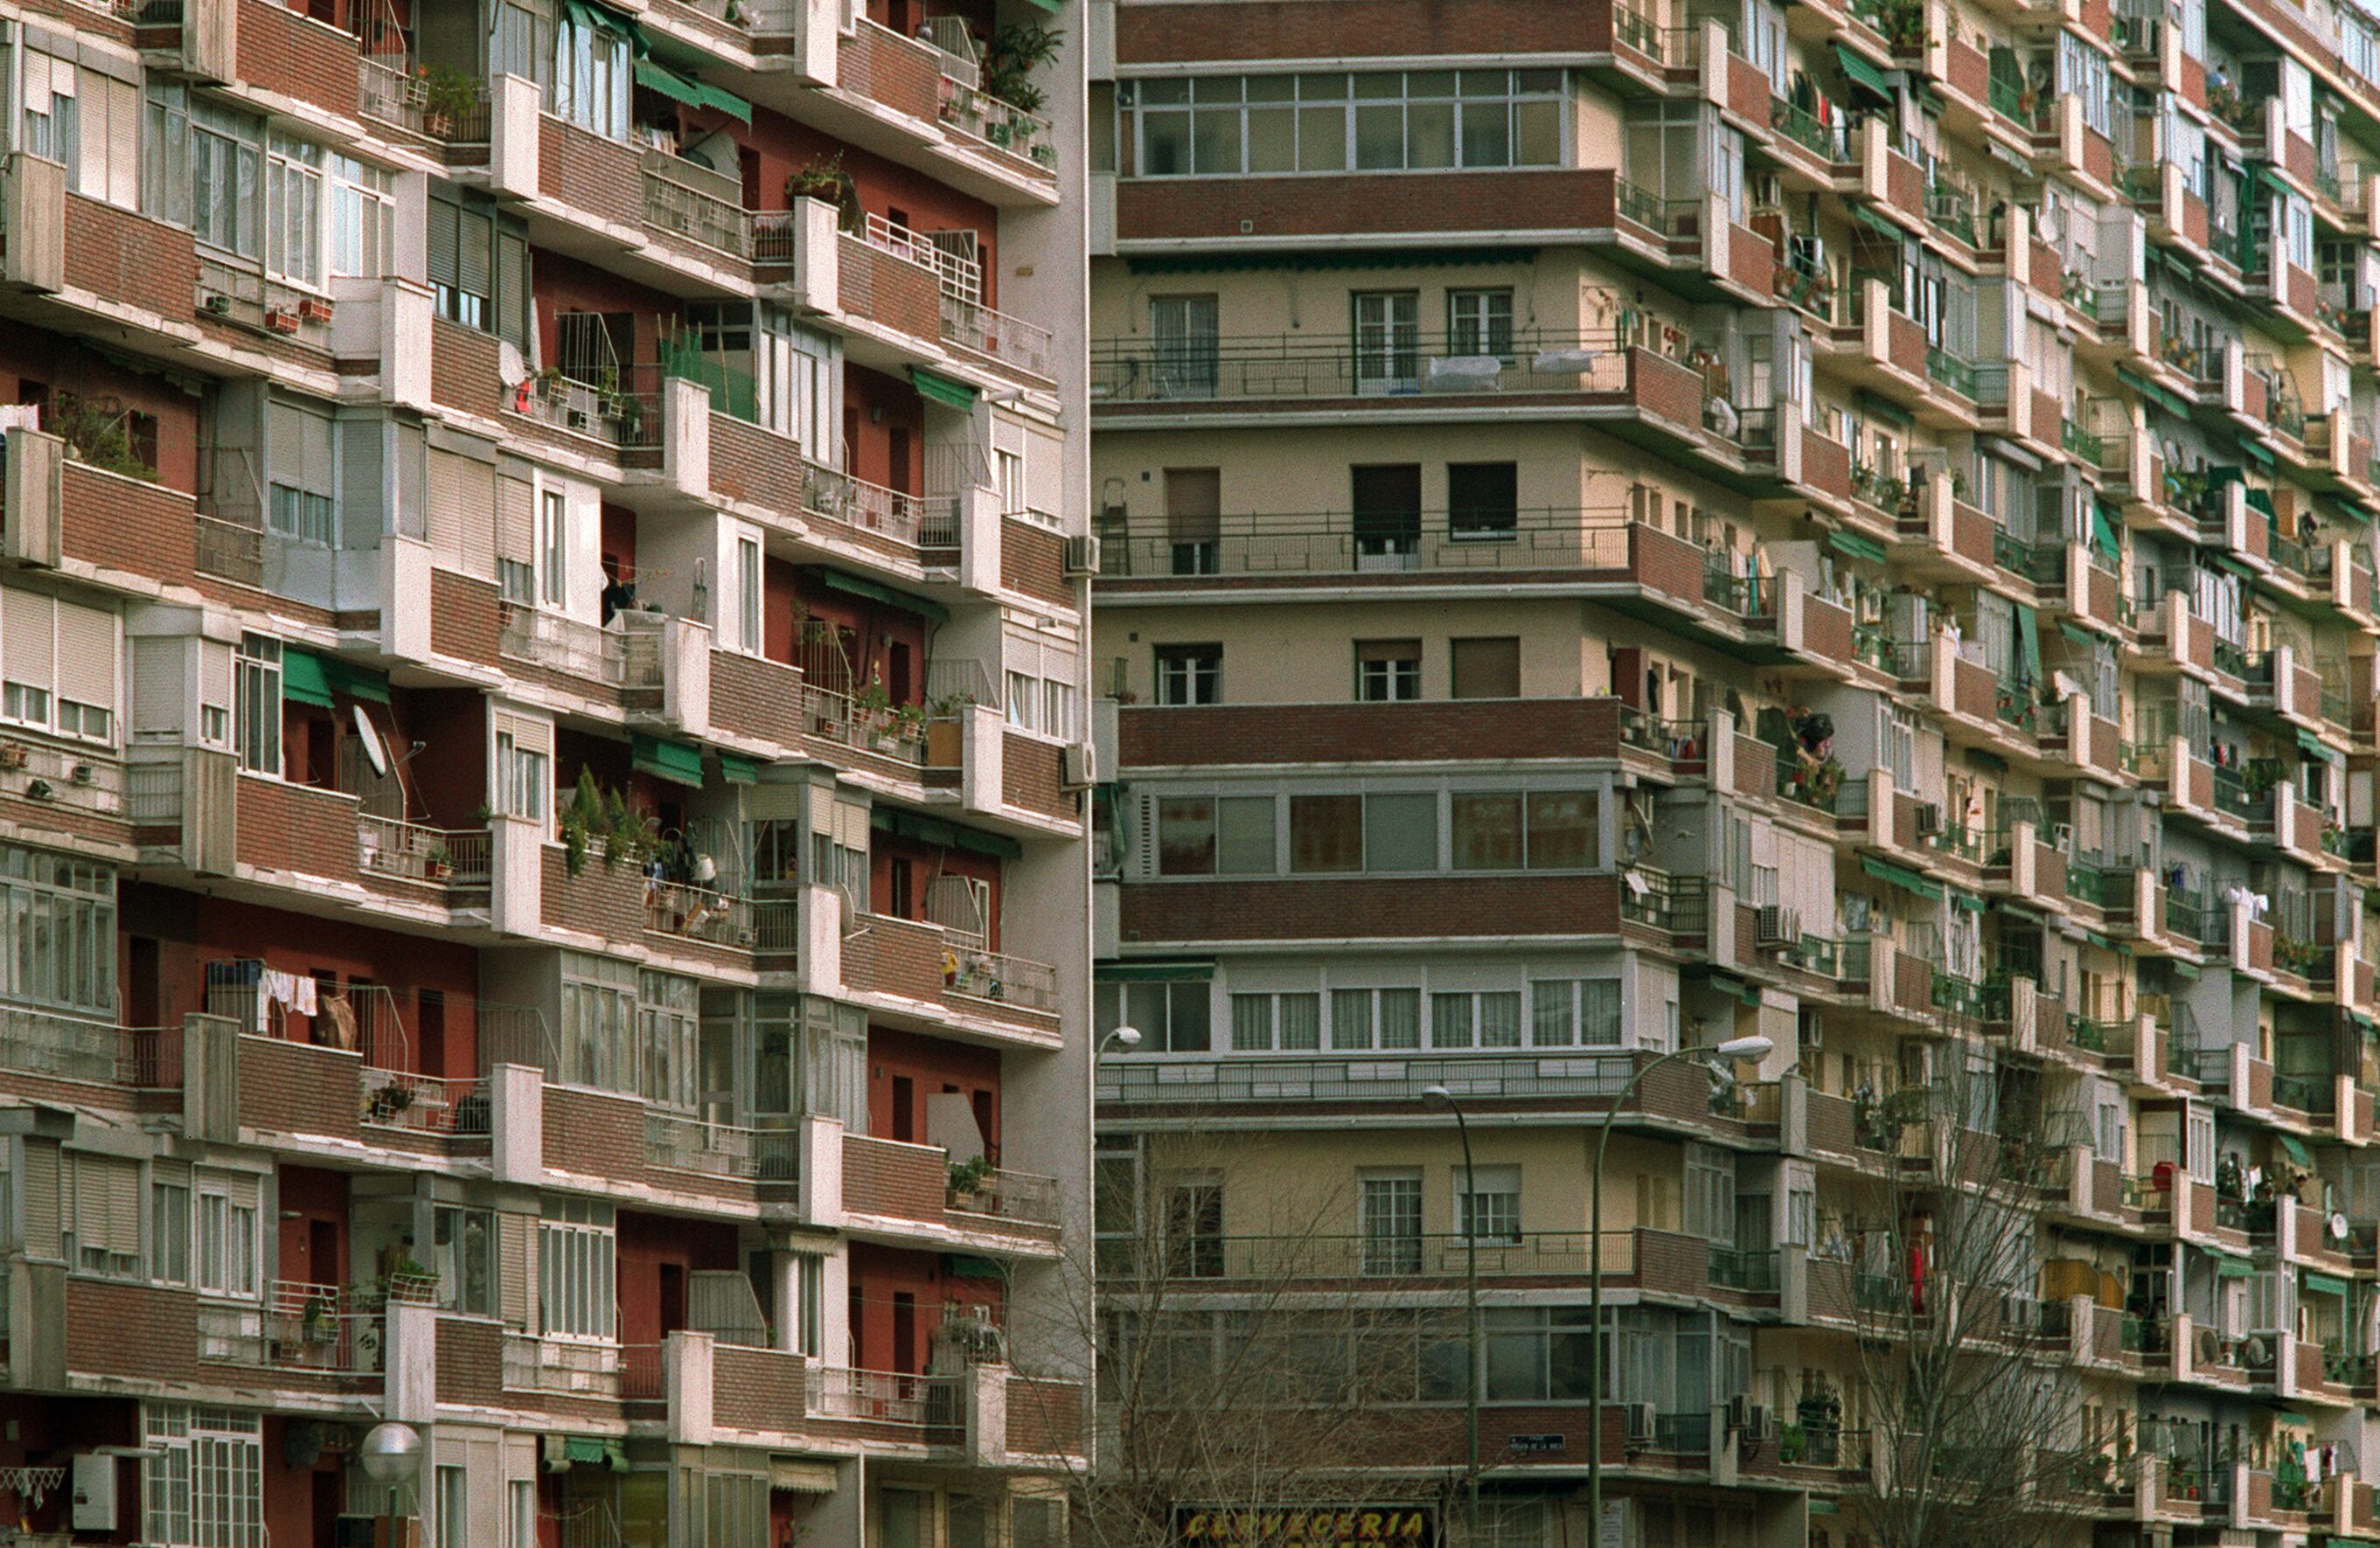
560 0 636 38
719 753 760 785
2171 958 2199 981
633 733 706 788
1098 959 1216 982
910 366 980 411
2216 1255 2256 1278
1950 890 1984 913
1856 388 1913 429
2279 1134 2314 1168
943 1254 1006 1280
2091 503 2120 562
2117 364 2191 419
1702 972 1763 1007
813 566 951 624
1019 0 1061 12
2074 927 2114 950
1852 201 1905 240
633 59 753 123
2057 621 2098 648
319 655 389 704
2297 729 2341 766
2236 436 2277 471
1862 854 1943 899
282 649 335 710
1837 44 1896 101
870 806 1025 859
2244 485 2276 516
553 1436 630 1471
2208 552 2258 580
1828 529 1889 564
2353 1010 2377 1035
2305 1270 2351 1295
2015 601 2042 688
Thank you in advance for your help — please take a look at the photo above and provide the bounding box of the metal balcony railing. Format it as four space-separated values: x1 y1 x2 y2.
645 881 755 948
362 1071 491 1135
644 1110 800 1180
948 1165 1061 1225
643 150 751 258
1097 1051 1650 1106
357 815 491 886
0 1006 180 1088
806 1366 963 1428
499 606 629 684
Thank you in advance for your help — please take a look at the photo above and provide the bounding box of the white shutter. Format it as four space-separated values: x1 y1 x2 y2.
196 637 233 744
76 67 109 203
426 451 465 570
455 455 496 580
2 588 58 698
53 599 115 718
107 78 138 210
70 1153 140 1256
492 710 552 758
21 1141 60 1260
496 476 534 569
132 637 184 738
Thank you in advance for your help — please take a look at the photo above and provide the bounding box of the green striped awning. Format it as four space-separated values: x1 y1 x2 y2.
814 566 951 623
1829 529 1889 564
2304 1270 2350 1295
1852 202 1905 240
870 807 1025 859
2298 729 2341 766
282 649 335 710
1837 43 1896 101
632 734 706 788
2116 364 2191 419
718 753 760 785
910 366 980 411
1861 854 1943 899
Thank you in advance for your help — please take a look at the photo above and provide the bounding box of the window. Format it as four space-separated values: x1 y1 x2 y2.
1150 296 1221 399
1096 978 1214 1052
539 490 567 608
1684 1144 1736 1242
0 843 119 1016
1360 1173 1423 1274
510 1482 537 1548
1330 986 1422 1049
2 587 118 745
1364 792 1438 871
1356 639 1422 701
1228 990 1321 1051
639 969 699 1112
735 533 762 654
1451 793 1522 869
1530 979 1621 1046
65 64 140 212
233 634 282 774
435 1467 468 1548
153 1179 190 1285
755 306 831 446
1448 288 1515 360
539 1198 618 1340
428 195 528 342
553 8 630 137
66 1152 141 1276
1132 71 1562 175
1165 1178 1223 1277
704 1473 767 1548
1448 462 1519 539
265 135 324 287
194 1173 258 1297
1154 644 1221 705
188 98 263 257
1164 466 1222 570
1451 791 1599 870
558 951 637 1093
1044 677 1081 741
792 1250 825 1356
1353 291 1419 392
1430 990 1522 1048
1449 636 1520 698
1524 791 1598 867
267 399 338 543
497 732 547 823
146 1406 262 1548
1483 1307 1594 1401
1006 669 1037 731
330 153 393 278
21 52 81 178
432 1206 495 1317
1456 1163 1521 1245
1288 794 1363 871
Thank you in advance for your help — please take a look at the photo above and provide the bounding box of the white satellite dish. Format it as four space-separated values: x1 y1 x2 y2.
352 705 389 779
2333 1212 2350 1241
498 340 526 389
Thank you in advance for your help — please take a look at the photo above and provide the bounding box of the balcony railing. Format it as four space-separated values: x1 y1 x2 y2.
357 815 491 887
499 605 628 684
0 738 125 816
503 1333 620 1395
198 1281 376 1375
362 1070 491 1135
644 1110 800 1180
948 1165 1061 1225
0 1006 180 1088
357 57 491 145
645 881 755 948
806 1365 962 1429
1096 507 1644 580
797 451 957 548
643 150 751 259
942 293 1056 384
940 81 1057 170
1097 1051 1657 1106
1100 1231 1628 1281
1092 329 1642 404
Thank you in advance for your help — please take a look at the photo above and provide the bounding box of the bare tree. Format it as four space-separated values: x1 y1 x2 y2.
1827 1043 2094 1548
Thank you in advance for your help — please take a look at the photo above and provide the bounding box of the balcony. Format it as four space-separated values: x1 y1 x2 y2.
1093 329 1680 413
0 1005 181 1093
843 912 1061 1031
503 1332 622 1397
808 1364 963 1435
1096 1048 1736 1129
644 1109 800 1182
197 1280 386 1383
1116 698 1634 769
356 815 491 892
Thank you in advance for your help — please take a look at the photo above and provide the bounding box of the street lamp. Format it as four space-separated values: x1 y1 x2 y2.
1098 1024 1142 1057
358 1422 422 1541
1421 1085 1480 1541
1588 1035 1772 1545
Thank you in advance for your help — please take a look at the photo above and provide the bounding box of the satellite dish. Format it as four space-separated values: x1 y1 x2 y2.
2245 1336 2272 1366
498 340 526 388
352 705 389 779
2333 1212 2350 1241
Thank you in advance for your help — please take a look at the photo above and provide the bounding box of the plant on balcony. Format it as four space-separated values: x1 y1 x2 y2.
1778 1421 1807 1463
45 392 157 482
364 1081 415 1122
980 22 1061 119
947 1154 993 1203
415 62 481 135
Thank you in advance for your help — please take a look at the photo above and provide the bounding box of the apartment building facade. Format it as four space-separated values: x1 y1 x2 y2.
0 1 1094 1545
1089 0 2380 1543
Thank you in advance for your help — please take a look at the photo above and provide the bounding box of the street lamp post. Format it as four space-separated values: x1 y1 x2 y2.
1588 1035 1772 1546
1422 1085 1480 1543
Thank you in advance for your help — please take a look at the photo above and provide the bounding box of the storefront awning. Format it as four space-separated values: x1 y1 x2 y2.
812 566 951 624
633 733 706 788
282 649 336 710
910 366 980 411
1861 854 1942 899
770 1459 840 1492
546 1435 630 1472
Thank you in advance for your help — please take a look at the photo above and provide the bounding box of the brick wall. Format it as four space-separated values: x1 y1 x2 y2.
839 23 942 123
540 847 649 945
1636 1228 1710 1297
1807 1090 1855 1154
841 1132 946 1223
431 321 505 420
840 237 944 344
709 413 805 514
540 117 642 230
1118 0 1604 61
1629 522 1704 602
429 568 502 664
1001 732 1072 821
710 650 808 750
1120 698 1621 767
1119 873 1619 942
1626 349 1704 434
1117 168 1604 241
712 1343 806 1434
1887 311 1927 376
61 461 198 583
1000 518 1070 606
436 1315 504 1408
68 1278 199 1383
236 0 360 120
1801 427 1851 499
544 1084 648 1184
66 196 197 321
1803 595 1854 663
1732 736 1776 799
1727 223 1774 299
1005 1375 1084 1458
846 913 948 1003
236 775 364 885
239 1033 364 1143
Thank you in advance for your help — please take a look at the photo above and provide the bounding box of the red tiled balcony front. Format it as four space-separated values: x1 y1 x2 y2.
1117 167 1612 244
842 912 1061 1034
1118 872 1622 944
233 0 362 121
1118 698 1629 767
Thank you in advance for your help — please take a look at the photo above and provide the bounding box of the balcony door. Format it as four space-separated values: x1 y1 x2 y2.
1149 295 1218 399
1351 463 1422 570
1352 291 1419 394
1360 1173 1423 1275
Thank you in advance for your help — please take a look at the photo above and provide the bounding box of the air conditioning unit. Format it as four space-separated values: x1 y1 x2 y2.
1744 1404 1772 1441
1061 740 1099 788
1626 1403 1659 1441
1756 904 1800 948
1728 1394 1750 1431
1063 534 1102 576
1912 802 1943 836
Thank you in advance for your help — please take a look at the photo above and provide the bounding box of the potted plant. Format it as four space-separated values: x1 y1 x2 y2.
947 1154 994 1205
424 844 453 882
416 62 481 137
